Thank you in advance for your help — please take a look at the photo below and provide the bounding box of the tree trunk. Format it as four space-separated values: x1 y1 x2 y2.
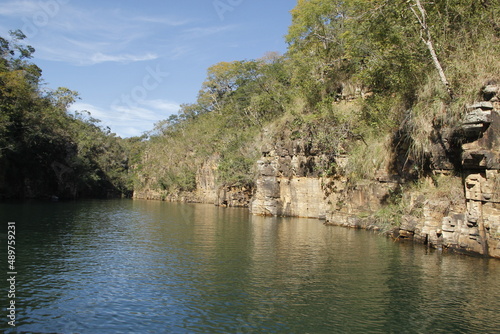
410 0 454 100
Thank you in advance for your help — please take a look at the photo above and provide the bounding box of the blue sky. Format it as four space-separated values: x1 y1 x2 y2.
0 0 296 137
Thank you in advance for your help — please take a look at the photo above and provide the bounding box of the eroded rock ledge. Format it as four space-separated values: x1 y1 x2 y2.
135 85 500 259
249 84 500 258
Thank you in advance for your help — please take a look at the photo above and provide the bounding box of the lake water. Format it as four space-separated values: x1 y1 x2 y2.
1 199 499 333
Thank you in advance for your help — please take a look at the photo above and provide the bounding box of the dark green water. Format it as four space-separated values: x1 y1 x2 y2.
0 199 499 333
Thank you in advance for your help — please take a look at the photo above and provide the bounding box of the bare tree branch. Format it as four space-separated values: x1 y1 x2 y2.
409 0 454 100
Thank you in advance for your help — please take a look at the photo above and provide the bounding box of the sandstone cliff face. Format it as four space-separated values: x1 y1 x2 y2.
134 155 252 207
396 85 500 258
134 86 500 259
249 85 500 258
250 140 332 218
196 155 253 207
250 138 398 221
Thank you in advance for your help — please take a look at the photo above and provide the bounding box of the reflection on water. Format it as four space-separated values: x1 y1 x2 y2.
0 199 499 333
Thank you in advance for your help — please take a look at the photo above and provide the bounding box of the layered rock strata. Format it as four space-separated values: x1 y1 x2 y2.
395 85 500 257
250 84 500 258
134 155 252 207
134 85 500 258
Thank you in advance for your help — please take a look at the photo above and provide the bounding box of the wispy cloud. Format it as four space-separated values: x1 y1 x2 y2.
0 0 41 16
72 99 180 137
33 43 159 65
90 52 159 64
141 99 180 113
0 0 192 66
0 0 240 66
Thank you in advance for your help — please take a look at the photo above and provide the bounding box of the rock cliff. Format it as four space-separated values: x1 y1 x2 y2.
250 136 333 218
134 85 500 259
134 154 252 207
396 84 500 258
249 84 500 258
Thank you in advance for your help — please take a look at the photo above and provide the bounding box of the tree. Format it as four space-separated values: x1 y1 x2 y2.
286 0 352 106
198 61 246 114
197 58 289 125
409 0 454 100
0 30 135 199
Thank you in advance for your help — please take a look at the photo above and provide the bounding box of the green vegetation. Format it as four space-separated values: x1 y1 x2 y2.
1 1 499 202
0 30 141 199
138 54 292 194
140 0 499 194
359 173 465 232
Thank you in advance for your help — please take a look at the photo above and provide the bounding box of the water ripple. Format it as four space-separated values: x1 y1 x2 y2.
1 200 499 333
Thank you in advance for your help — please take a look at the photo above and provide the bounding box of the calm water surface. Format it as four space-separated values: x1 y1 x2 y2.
0 199 499 333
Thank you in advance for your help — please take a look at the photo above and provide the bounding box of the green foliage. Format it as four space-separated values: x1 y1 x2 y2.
286 0 424 108
0 31 135 199
284 0 500 175
141 0 499 196
6 0 488 201
140 53 292 192
157 168 196 193
197 56 291 122
217 154 255 187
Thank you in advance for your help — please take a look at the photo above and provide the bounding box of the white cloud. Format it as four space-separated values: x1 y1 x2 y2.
89 52 159 64
33 43 159 65
141 99 180 112
0 1 188 66
72 99 179 138
0 0 41 16
0 0 238 66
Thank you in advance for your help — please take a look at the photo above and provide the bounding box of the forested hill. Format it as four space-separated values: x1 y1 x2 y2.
1 0 499 201
0 30 141 199
136 0 500 197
